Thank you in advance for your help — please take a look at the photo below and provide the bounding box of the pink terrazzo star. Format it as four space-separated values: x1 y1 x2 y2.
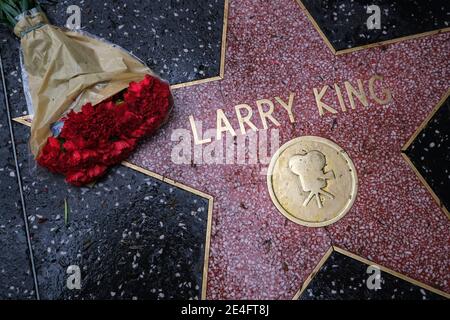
130 0 450 299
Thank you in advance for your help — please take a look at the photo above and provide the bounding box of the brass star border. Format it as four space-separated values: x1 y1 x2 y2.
11 117 214 300
295 0 450 55
292 246 450 299
171 0 229 89
401 89 450 219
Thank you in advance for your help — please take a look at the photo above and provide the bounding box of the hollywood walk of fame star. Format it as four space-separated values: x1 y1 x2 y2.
13 0 450 299
130 0 450 299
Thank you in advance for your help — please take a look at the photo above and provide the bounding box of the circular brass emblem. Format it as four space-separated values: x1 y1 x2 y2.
267 136 358 227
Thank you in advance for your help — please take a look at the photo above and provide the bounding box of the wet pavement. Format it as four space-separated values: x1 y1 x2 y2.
0 0 449 300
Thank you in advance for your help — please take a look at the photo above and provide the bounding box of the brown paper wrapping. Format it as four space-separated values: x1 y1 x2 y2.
14 11 153 156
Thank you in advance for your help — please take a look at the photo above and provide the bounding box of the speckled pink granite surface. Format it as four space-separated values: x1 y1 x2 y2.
130 0 450 299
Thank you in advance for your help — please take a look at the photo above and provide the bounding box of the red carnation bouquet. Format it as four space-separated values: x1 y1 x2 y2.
1 1 172 186
37 75 172 186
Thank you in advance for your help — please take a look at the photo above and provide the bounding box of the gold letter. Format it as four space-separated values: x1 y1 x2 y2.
257 99 281 130
334 84 347 112
235 104 258 135
189 116 211 145
344 79 368 109
314 86 337 116
216 109 236 140
275 92 296 123
369 75 392 105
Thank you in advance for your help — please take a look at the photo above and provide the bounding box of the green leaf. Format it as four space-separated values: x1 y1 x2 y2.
21 0 30 12
3 10 16 28
0 0 36 28
0 9 5 22
0 2 18 27
0 2 19 17
64 198 69 226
